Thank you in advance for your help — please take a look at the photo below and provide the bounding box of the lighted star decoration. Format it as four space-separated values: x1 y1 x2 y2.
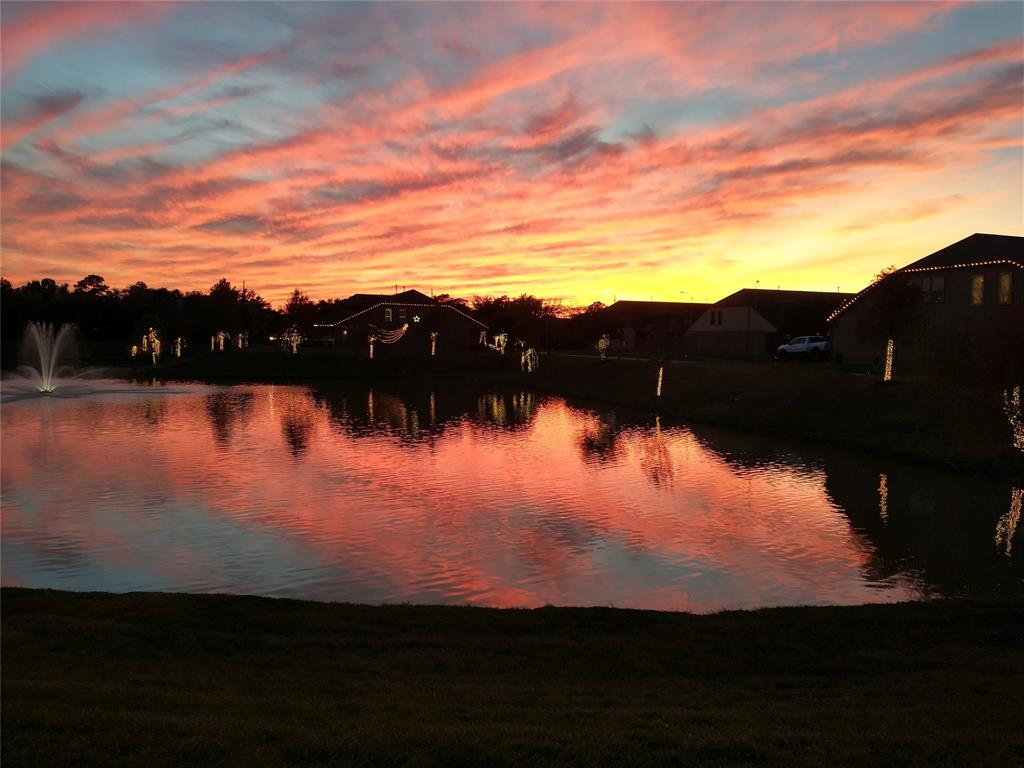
413 315 421 323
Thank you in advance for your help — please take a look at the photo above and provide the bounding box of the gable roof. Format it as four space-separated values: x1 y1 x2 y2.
605 300 710 317
713 288 853 330
315 289 487 328
827 233 1024 322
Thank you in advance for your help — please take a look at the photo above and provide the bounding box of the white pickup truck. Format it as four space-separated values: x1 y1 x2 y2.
776 335 829 360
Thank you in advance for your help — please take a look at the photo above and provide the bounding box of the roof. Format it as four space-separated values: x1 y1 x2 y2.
605 300 711 317
713 289 853 330
827 233 1024 322
315 289 487 328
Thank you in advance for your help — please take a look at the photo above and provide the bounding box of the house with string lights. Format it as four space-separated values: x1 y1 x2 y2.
828 233 1024 374
314 289 488 354
683 289 853 359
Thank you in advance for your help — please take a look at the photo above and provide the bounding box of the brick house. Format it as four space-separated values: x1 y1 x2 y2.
829 233 1023 372
684 289 853 359
315 289 488 353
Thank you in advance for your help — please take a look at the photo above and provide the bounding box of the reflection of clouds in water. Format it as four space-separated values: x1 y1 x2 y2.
579 411 622 464
995 488 1021 557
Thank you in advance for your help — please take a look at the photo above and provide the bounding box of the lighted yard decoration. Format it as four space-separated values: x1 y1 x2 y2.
280 327 303 354
479 330 487 346
217 330 230 351
236 331 249 349
430 331 438 357
130 344 139 358
883 339 894 382
995 487 1021 557
173 337 186 358
367 323 409 358
145 328 161 365
878 473 889 522
486 332 508 354
656 366 664 397
521 347 539 373
1004 386 1023 452
597 334 610 360
210 335 215 352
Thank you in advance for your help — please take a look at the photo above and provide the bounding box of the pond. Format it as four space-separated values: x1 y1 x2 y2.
2 382 1020 611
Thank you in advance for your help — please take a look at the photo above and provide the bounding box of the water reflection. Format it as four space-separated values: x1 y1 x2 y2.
2 382 1020 610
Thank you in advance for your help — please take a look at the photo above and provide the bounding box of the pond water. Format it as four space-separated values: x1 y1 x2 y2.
2 382 1020 611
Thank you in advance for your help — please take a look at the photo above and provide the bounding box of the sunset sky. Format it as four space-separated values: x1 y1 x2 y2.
2 1 1022 307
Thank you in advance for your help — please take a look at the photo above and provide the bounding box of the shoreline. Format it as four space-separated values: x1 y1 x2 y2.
4 587 1022 766
135 348 1022 482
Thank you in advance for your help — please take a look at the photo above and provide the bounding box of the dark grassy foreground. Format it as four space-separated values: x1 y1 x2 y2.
4 588 1023 767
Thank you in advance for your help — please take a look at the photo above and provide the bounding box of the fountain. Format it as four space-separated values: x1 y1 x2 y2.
13 321 78 393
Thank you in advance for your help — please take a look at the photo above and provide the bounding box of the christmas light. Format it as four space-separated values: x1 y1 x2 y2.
430 331 438 357
878 474 888 522
280 327 302 354
883 339 894 382
827 257 1023 322
656 366 664 397
144 328 161 366
130 344 139 357
1004 386 1023 452
995 487 1021 557
597 334 610 360
173 337 186 358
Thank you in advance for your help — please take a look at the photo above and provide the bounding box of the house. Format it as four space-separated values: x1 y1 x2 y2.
829 233 1023 374
684 289 853 359
315 289 488 353
600 300 710 350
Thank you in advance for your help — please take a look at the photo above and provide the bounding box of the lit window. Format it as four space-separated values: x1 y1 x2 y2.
399 309 407 320
970 275 984 306
999 273 1012 305
384 308 393 322
929 275 944 304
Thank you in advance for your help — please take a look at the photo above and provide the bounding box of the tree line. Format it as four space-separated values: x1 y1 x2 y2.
1 275 612 355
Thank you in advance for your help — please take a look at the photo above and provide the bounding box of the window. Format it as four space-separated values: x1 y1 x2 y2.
398 308 407 321
970 275 984 305
929 275 944 304
384 308 393 322
999 273 1012 305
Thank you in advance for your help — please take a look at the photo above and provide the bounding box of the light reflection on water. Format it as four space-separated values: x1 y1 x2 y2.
1 383 1020 611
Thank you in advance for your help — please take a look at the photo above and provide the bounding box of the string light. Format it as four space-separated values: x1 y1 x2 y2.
315 301 487 329
280 327 302 354
430 331 438 357
367 323 409 358
656 366 664 397
878 473 889 522
995 487 1022 557
827 257 1023 322
143 328 161 366
1004 386 1023 452
883 339 894 382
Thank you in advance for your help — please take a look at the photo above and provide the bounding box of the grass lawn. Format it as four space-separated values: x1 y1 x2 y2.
3 588 1023 767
